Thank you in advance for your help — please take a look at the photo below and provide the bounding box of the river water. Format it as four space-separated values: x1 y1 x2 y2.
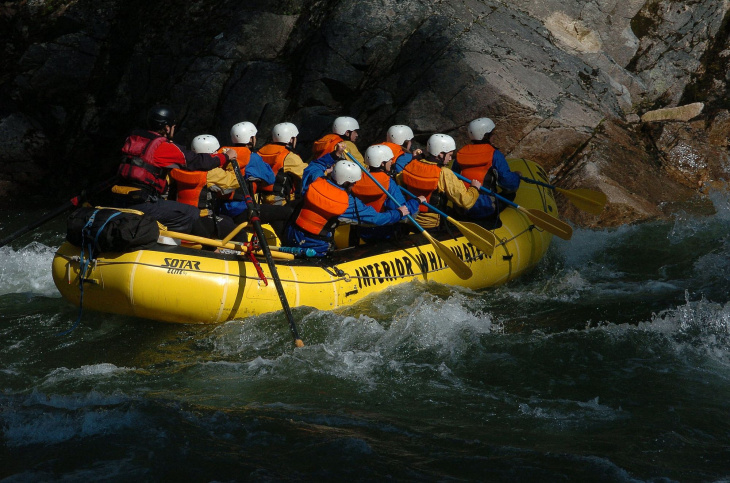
1 194 729 482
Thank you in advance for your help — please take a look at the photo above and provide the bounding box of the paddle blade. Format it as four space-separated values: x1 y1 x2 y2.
449 220 496 257
522 208 573 240
421 231 473 280
557 187 607 215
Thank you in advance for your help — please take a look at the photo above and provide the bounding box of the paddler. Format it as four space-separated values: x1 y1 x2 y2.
309 116 364 165
396 133 482 230
284 143 416 257
351 144 423 242
452 117 521 225
256 122 307 206
381 124 418 174
213 122 294 240
111 105 237 233
167 134 243 241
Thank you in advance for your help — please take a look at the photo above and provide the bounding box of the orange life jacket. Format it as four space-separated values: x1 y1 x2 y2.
401 160 441 212
379 142 405 162
257 144 289 193
311 133 342 161
351 171 390 212
456 143 495 188
169 169 209 209
216 145 255 198
296 178 350 236
218 146 252 169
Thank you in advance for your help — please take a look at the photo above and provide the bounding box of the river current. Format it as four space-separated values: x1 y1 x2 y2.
1 193 729 481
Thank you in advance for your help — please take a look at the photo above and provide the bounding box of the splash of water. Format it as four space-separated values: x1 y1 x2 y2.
0 242 58 296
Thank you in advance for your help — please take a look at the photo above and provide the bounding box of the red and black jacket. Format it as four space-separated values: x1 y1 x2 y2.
118 130 226 195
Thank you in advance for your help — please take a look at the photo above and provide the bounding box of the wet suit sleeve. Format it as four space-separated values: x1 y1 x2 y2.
344 141 364 165
393 153 413 174
244 153 276 185
381 177 407 210
160 142 227 171
439 168 480 210
493 150 520 192
339 196 403 226
301 153 338 194
206 167 238 191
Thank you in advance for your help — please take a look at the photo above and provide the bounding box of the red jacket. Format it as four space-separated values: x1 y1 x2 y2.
118 130 226 194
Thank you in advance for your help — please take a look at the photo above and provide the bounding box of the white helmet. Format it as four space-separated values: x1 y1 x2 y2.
331 160 362 185
332 116 359 135
364 145 394 168
467 117 495 141
191 134 220 154
426 134 456 156
230 121 257 144
386 125 414 146
272 122 299 143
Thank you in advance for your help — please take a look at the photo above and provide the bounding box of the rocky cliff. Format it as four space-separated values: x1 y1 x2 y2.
1 0 728 226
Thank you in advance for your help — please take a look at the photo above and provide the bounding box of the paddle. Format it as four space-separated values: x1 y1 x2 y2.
344 150 473 280
453 172 573 240
229 159 304 347
0 176 116 248
398 185 496 257
160 230 295 260
519 176 606 215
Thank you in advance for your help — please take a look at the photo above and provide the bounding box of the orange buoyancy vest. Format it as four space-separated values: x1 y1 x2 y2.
401 160 441 212
351 171 390 212
379 142 405 162
296 178 350 236
311 133 342 161
257 144 289 192
456 143 495 188
169 169 209 209
217 145 254 197
218 146 252 169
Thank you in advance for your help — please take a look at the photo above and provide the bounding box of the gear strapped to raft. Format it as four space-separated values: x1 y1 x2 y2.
62 207 160 334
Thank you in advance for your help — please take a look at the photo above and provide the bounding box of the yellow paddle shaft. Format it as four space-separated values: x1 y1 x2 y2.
160 230 295 260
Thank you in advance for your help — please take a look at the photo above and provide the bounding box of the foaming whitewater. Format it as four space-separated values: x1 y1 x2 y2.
2 199 730 481
0 242 59 296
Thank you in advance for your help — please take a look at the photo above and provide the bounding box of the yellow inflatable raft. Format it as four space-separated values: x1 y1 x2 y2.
52 159 561 324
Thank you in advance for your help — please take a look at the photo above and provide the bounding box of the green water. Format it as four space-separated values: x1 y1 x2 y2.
1 198 729 481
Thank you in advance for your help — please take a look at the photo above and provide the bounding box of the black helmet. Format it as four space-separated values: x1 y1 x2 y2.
147 105 176 130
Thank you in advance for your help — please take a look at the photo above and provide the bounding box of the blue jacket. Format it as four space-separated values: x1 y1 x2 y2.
219 152 276 217
285 178 413 256
357 173 420 242
300 152 339 195
392 152 414 174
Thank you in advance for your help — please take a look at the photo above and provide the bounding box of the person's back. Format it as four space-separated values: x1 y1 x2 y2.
398 134 481 230
286 157 412 256
310 116 364 165
352 144 419 242
382 124 416 174
258 122 306 206
453 117 521 223
111 105 235 233
169 134 244 242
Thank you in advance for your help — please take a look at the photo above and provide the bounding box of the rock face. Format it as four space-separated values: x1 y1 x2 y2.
0 0 728 226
